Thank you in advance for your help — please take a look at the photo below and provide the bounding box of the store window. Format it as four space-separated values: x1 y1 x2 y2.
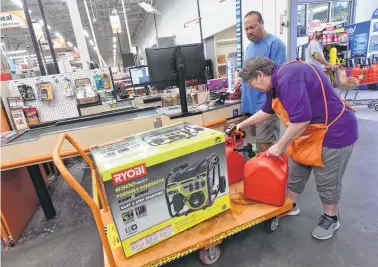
297 1 353 37
308 3 330 23
330 2 351 22
297 4 307 37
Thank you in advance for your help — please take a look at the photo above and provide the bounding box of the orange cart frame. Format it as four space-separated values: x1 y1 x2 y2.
52 128 293 267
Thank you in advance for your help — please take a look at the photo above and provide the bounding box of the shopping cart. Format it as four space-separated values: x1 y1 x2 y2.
52 123 293 267
328 67 378 111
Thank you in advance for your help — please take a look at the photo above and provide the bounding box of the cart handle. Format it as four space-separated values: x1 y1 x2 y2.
52 133 116 267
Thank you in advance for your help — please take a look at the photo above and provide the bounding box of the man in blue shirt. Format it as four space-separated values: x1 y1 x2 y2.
234 11 287 152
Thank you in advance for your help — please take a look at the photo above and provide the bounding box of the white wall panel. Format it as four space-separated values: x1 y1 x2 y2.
355 0 378 23
200 0 237 39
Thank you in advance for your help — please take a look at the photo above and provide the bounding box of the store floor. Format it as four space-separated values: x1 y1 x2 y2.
2 118 378 267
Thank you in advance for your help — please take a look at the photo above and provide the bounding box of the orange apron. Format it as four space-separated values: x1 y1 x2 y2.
272 61 346 167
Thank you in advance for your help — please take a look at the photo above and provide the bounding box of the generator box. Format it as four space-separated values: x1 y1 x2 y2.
90 123 230 257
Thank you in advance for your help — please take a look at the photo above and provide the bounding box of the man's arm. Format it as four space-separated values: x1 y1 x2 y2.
313 52 332 67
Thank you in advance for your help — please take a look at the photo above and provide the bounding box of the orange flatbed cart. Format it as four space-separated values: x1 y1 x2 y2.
53 133 293 267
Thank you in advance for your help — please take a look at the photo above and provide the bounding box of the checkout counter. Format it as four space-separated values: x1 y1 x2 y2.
1 100 242 246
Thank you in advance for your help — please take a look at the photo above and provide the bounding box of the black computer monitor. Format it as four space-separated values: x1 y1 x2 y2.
178 43 206 80
129 66 150 85
145 47 177 86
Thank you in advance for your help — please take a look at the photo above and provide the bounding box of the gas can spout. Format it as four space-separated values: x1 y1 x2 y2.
233 143 255 158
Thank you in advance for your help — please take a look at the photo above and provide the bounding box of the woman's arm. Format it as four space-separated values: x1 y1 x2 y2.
237 110 274 130
266 121 310 157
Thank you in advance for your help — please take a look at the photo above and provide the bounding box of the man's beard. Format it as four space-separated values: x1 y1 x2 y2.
248 35 260 42
316 34 323 40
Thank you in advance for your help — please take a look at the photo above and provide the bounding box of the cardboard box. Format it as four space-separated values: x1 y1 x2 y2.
91 123 230 257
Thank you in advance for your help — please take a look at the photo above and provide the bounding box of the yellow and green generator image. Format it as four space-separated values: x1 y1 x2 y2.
165 153 227 217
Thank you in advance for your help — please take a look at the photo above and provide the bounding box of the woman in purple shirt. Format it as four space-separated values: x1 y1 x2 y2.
237 57 358 240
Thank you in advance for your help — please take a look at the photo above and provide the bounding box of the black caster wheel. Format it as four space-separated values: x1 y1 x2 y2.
8 240 15 247
374 105 378 112
199 246 221 265
368 103 374 108
264 216 279 233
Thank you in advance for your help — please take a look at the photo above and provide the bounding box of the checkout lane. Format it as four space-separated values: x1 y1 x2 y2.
1 100 241 222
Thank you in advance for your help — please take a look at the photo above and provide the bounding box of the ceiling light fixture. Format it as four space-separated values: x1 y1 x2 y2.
113 36 116 43
83 30 89 38
89 40 94 46
6 50 27 55
55 32 64 39
139 2 161 15
113 44 116 48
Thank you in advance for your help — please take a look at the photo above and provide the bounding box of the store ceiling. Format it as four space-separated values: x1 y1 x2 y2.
1 0 151 66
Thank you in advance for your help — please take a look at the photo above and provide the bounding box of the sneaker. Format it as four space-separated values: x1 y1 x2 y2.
287 205 300 216
312 215 340 240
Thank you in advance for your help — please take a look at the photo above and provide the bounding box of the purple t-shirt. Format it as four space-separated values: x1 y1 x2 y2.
262 63 358 148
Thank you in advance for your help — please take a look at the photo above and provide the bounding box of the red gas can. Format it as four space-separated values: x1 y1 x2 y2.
226 137 245 184
244 152 288 206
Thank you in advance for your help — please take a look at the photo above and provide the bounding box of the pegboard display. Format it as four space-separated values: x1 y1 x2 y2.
6 68 113 123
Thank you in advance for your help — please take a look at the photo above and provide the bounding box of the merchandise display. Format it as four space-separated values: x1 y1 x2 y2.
75 78 99 104
10 108 28 130
23 107 41 126
62 78 75 97
90 123 230 257
17 84 36 101
37 82 54 101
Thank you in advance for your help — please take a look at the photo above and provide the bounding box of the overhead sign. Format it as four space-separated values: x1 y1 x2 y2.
0 11 27 29
110 15 122 33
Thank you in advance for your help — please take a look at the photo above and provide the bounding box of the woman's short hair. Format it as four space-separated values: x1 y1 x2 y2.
239 57 275 82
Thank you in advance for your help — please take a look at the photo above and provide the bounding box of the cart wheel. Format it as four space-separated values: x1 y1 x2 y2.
8 240 15 247
199 246 221 265
368 103 374 108
264 216 279 233
374 105 378 112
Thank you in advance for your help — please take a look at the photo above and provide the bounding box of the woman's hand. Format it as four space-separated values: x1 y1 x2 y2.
266 143 284 157
236 122 245 131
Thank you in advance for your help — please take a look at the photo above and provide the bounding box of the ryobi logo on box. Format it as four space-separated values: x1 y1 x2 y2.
112 163 147 185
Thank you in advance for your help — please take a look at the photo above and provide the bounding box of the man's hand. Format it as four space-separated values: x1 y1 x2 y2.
326 64 337 71
234 80 241 91
266 143 284 157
